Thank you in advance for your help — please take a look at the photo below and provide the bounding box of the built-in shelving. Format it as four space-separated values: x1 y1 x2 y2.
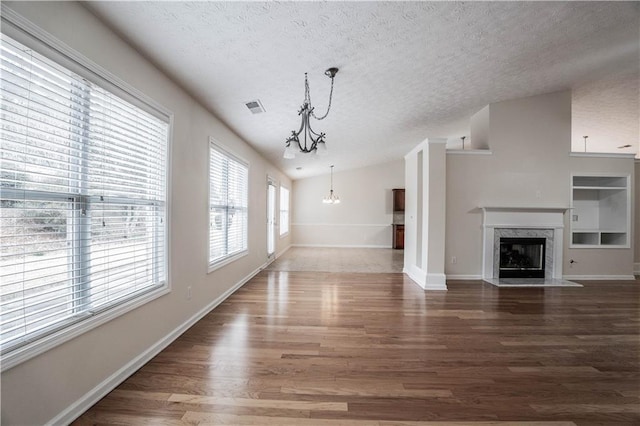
570 175 630 248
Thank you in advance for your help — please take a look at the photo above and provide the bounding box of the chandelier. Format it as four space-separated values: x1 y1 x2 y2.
322 165 340 204
283 67 338 159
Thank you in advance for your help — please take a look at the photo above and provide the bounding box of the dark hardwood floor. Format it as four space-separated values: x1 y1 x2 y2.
74 272 640 425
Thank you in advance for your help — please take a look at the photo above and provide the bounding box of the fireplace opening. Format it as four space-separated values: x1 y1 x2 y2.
499 237 546 278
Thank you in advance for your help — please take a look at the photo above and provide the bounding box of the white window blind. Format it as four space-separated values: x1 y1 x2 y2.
0 34 169 356
279 186 289 236
209 141 248 267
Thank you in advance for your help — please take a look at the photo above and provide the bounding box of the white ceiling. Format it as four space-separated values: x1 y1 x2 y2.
84 1 639 179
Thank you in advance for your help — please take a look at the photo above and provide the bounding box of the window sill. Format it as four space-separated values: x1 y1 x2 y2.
208 250 248 274
279 231 289 238
1 283 170 372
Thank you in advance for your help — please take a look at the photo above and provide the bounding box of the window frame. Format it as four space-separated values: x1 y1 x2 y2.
207 138 249 273
0 10 173 372
279 185 290 237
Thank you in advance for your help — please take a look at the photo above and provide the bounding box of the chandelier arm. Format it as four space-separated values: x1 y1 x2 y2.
290 114 305 139
305 113 324 138
304 111 311 151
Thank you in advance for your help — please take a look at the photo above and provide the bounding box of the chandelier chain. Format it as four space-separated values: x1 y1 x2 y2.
308 73 335 121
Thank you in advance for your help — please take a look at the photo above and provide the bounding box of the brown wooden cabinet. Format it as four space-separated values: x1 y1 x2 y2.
392 189 405 249
393 224 404 249
392 188 405 212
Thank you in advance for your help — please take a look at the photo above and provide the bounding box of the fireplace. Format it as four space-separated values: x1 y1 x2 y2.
499 237 546 278
481 207 568 281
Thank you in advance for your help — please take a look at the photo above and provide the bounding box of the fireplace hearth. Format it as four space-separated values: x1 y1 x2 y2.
499 237 546 278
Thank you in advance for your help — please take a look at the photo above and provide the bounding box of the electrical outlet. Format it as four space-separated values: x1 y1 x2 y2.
187 286 192 300
572 214 578 222
451 256 457 264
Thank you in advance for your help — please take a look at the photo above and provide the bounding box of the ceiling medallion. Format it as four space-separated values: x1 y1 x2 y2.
283 67 338 159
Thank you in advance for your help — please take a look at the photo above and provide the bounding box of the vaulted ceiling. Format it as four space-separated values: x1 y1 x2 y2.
85 1 639 179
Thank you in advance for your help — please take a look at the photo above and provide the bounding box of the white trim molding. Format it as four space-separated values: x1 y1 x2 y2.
446 150 493 156
404 267 448 290
570 152 636 159
446 275 483 280
563 275 635 281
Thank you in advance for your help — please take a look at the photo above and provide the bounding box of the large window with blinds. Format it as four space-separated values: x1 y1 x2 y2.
0 33 169 363
279 186 289 236
209 139 248 270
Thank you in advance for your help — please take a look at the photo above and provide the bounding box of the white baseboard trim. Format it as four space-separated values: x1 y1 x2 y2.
292 244 391 249
634 263 640 275
404 266 426 289
50 262 267 425
562 275 636 281
425 273 448 290
403 268 447 290
446 274 483 280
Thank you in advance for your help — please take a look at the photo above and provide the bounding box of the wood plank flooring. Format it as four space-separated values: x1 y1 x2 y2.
73 272 640 425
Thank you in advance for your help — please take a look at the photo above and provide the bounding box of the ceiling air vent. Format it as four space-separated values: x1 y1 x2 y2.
245 100 265 114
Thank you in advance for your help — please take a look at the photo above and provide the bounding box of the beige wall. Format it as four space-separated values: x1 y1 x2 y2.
469 105 490 150
446 91 571 277
445 90 635 278
1 2 291 425
572 70 639 154
291 160 404 247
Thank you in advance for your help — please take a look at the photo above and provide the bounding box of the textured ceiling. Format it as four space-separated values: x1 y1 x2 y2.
85 1 639 179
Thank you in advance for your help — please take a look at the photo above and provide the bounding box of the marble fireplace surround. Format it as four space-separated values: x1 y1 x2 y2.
482 207 568 281
493 228 554 278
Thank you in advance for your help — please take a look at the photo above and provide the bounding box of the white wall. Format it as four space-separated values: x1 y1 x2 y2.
404 140 448 290
291 160 404 247
1 3 291 425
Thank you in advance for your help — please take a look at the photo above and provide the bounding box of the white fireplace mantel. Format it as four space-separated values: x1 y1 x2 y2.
481 207 570 280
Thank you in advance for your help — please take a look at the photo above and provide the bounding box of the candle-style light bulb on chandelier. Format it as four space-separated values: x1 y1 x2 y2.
283 67 338 159
322 165 340 204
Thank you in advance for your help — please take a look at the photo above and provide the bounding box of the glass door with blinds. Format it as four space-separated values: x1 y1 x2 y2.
267 179 276 257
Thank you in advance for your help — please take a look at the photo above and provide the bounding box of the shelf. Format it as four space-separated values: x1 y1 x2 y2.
573 186 626 190
572 176 627 188
572 232 599 245
570 174 630 249
571 231 627 246
601 232 626 245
